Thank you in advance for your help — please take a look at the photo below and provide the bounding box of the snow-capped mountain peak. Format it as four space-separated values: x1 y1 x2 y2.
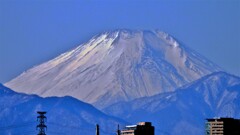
5 29 221 108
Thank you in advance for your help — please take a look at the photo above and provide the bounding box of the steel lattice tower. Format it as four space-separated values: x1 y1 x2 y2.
37 111 47 135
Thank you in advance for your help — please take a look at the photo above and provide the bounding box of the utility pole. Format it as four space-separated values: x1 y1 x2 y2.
96 124 99 135
37 111 47 135
116 124 121 135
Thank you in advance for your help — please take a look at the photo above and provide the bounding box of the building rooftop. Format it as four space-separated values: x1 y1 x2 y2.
206 117 240 122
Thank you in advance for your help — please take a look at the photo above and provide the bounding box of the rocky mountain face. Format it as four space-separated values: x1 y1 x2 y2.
0 84 126 135
103 72 240 135
5 29 221 108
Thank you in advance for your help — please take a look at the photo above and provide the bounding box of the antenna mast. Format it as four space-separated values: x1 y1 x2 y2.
96 124 100 135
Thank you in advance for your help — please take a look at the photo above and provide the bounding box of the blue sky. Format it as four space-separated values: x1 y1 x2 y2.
0 0 239 83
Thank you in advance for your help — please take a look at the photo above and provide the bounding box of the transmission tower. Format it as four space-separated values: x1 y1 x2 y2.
37 111 47 135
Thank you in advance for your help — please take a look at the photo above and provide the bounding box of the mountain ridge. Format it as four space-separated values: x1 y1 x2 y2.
5 29 222 108
0 83 127 135
103 71 240 135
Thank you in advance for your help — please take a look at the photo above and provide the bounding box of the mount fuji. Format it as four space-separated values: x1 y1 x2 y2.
5 29 221 108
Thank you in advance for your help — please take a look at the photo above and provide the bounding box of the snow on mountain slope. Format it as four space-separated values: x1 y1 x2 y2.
0 84 127 135
5 29 221 108
103 72 240 135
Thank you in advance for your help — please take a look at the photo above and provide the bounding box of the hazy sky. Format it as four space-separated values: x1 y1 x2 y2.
0 0 239 83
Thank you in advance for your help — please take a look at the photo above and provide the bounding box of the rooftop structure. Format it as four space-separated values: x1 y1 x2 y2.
121 122 154 135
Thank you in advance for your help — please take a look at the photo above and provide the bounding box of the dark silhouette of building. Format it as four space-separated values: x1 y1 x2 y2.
206 117 240 135
121 122 154 135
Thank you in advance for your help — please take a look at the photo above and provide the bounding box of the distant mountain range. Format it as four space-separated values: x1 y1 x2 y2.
103 72 240 135
5 29 221 108
0 84 126 135
2 72 239 135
